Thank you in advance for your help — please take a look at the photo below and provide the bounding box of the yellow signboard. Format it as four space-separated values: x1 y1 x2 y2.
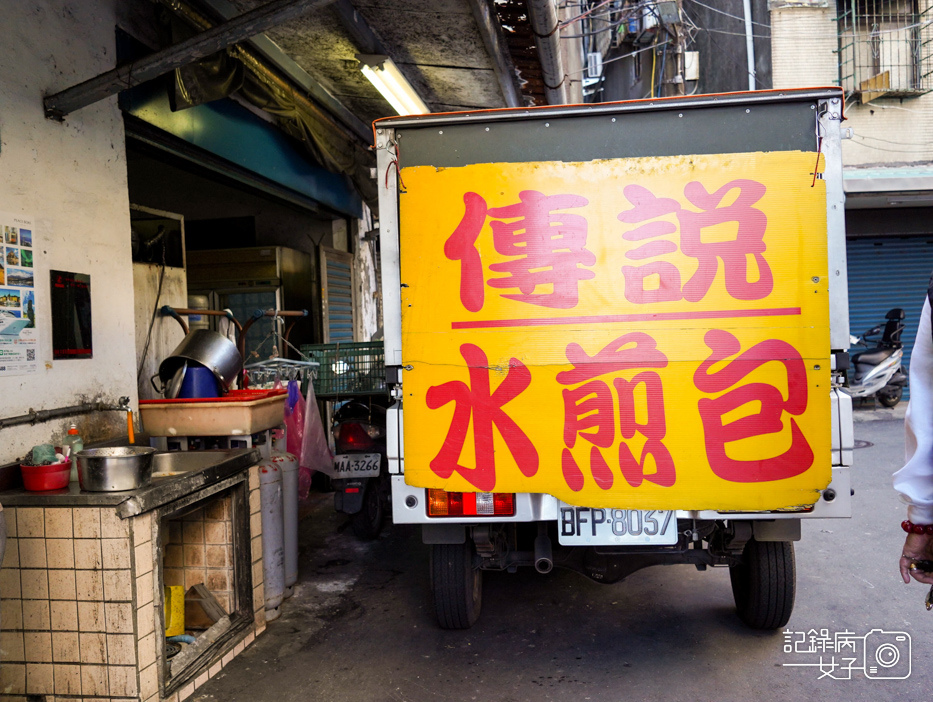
399 152 831 510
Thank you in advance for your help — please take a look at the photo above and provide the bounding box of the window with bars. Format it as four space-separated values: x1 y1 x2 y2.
837 0 933 101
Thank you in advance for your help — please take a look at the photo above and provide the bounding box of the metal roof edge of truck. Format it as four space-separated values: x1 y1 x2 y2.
371 87 846 136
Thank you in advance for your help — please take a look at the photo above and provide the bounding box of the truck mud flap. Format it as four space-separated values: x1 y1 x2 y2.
422 524 467 545
752 519 801 542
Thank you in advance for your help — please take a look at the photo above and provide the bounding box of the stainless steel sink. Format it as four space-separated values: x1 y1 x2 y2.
150 450 245 478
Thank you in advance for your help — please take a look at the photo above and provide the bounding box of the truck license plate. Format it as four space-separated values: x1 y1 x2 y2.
333 453 381 479
557 503 678 546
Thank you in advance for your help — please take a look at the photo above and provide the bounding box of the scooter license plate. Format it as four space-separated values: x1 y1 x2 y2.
557 503 678 546
333 453 381 479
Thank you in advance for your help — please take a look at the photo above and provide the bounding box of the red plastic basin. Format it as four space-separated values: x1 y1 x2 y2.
21 461 71 491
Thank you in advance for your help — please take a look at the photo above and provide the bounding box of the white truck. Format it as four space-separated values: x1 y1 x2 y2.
375 89 853 630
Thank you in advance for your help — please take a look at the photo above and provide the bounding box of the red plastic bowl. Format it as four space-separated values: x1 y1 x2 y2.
21 461 71 491
22 461 70 474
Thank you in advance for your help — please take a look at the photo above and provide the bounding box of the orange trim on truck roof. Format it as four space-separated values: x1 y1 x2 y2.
370 87 846 143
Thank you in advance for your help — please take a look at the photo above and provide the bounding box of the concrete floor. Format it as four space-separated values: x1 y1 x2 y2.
192 406 931 702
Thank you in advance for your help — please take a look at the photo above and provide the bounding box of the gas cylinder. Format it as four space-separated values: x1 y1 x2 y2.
271 450 299 597
259 457 285 620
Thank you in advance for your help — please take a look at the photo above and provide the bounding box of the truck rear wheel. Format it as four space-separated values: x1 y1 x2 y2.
431 541 482 629
729 538 795 630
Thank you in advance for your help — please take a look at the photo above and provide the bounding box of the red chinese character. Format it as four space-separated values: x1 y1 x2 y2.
444 192 488 312
558 331 669 384
616 179 773 304
614 372 676 488
426 343 538 491
557 333 674 491
617 184 684 305
561 382 616 490
694 329 813 483
445 190 595 311
679 179 772 302
562 381 614 449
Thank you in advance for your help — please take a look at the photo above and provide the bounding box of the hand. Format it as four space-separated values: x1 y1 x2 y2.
899 532 933 585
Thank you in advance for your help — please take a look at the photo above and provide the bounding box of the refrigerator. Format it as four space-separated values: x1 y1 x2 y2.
186 246 318 361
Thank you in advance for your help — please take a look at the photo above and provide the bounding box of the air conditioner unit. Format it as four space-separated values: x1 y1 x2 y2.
684 51 699 82
586 52 603 79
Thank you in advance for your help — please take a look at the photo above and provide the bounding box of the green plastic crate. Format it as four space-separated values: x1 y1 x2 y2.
300 341 386 398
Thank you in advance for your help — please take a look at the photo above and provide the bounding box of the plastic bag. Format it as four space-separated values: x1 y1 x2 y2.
284 380 305 460
298 382 333 499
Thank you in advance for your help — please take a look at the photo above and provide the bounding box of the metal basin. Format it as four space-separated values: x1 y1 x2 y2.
149 450 242 478
157 330 243 397
76 447 157 492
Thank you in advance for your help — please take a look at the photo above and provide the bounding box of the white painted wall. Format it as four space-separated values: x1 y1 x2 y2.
0 1 137 462
771 3 933 166
353 206 380 341
134 264 189 401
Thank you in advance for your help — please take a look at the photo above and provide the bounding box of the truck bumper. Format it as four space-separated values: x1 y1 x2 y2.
392 466 851 527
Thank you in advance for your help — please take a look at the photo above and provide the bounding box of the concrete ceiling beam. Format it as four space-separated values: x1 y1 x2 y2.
44 0 338 120
467 0 524 108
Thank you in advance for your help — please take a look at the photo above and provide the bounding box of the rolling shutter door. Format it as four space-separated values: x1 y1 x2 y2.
847 237 933 399
322 248 355 343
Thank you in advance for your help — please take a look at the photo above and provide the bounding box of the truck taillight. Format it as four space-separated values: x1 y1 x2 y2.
427 489 515 517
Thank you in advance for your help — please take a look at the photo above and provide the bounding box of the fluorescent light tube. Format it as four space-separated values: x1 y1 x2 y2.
357 54 429 116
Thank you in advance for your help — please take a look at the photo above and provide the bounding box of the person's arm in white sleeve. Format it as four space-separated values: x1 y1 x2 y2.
894 296 933 523
895 295 933 584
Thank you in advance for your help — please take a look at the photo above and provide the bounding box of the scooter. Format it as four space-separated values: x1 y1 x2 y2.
845 308 907 408
331 395 391 539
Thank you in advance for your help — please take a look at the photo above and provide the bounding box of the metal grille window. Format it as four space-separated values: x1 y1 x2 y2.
837 0 932 101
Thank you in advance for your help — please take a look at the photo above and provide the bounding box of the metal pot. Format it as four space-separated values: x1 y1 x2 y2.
76 447 157 492
157 329 243 396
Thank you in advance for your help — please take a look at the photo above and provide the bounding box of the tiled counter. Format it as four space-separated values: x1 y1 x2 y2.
0 450 266 702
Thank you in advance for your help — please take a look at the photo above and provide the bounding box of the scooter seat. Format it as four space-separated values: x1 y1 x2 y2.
852 347 896 365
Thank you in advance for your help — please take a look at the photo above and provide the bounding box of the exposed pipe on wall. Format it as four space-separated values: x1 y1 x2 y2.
742 0 757 90
0 397 131 430
526 0 567 105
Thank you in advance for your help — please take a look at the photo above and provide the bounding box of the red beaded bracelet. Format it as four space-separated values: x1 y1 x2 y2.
902 520 933 535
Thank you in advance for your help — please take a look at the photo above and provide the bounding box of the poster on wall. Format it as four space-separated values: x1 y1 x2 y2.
0 211 38 376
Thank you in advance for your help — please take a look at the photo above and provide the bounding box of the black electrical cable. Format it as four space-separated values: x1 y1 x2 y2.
562 22 628 39
657 41 668 96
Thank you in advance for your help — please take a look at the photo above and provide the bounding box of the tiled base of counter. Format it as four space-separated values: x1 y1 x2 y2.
0 465 265 701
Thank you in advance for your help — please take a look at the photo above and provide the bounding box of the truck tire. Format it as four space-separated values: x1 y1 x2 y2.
350 482 384 540
431 541 482 629
729 538 795 630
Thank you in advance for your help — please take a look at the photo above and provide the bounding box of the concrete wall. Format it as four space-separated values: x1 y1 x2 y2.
558 3 585 103
771 5 839 88
684 0 772 93
134 264 188 401
771 2 933 166
352 206 380 341
0 1 141 463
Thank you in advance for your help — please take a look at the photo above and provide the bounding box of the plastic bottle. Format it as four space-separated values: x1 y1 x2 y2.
62 424 83 482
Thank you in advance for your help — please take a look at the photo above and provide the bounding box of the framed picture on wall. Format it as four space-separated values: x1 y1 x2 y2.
51 270 92 359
